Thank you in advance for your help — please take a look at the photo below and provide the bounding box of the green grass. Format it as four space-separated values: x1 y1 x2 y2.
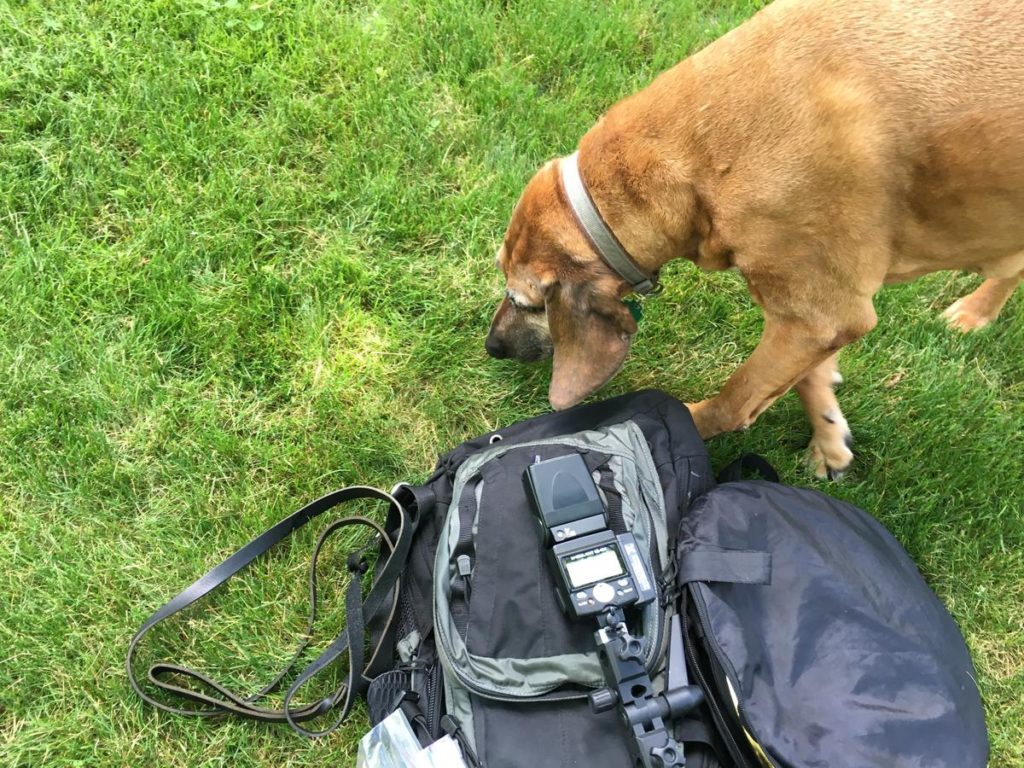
1 0 1021 765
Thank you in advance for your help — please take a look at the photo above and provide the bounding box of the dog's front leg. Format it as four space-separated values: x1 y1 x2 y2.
688 306 876 443
795 353 853 480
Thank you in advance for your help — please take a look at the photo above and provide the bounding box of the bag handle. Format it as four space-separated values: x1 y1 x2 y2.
127 486 418 735
716 453 779 484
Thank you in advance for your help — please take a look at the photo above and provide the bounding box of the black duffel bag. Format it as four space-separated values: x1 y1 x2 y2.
677 471 988 767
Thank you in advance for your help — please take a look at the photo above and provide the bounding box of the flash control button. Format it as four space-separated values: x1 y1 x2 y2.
592 582 616 604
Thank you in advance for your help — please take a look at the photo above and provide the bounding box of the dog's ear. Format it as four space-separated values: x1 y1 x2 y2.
546 283 637 410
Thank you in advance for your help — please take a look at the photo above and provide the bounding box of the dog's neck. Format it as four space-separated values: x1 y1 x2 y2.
576 70 732 277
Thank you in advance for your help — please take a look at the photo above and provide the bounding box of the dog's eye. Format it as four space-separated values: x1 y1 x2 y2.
506 290 544 313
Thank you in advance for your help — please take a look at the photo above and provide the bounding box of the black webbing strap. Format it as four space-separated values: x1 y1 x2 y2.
450 474 481 640
390 483 436 533
677 717 728 763
716 453 779 484
598 466 627 535
678 718 717 748
677 548 772 586
127 485 418 736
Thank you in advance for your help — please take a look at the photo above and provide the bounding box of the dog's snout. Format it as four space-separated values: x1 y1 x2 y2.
485 333 509 359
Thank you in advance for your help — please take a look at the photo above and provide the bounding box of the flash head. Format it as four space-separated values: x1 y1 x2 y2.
523 453 607 544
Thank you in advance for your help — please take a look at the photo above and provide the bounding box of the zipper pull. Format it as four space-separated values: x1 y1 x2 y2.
456 555 473 602
657 558 680 608
440 714 483 767
399 655 426 692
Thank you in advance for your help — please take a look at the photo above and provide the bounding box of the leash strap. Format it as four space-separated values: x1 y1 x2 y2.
560 151 660 295
127 486 418 735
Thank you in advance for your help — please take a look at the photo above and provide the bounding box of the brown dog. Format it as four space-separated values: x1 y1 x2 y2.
485 0 1024 477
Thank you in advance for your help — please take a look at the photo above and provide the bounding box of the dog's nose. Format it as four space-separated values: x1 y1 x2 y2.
485 334 509 359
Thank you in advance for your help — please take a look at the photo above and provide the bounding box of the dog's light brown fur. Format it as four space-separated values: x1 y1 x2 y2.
486 0 1024 477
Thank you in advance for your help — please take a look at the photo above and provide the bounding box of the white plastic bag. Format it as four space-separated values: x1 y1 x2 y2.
411 735 468 768
356 711 469 768
356 711 471 768
355 711 424 768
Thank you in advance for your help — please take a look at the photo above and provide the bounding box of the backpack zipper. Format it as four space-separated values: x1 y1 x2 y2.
434 626 599 703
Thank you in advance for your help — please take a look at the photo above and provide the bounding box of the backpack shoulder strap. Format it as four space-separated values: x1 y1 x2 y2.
127 486 418 734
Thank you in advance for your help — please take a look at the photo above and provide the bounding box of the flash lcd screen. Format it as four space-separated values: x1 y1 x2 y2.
564 547 625 588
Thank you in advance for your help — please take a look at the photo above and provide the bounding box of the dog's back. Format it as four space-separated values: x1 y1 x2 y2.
655 0 1024 279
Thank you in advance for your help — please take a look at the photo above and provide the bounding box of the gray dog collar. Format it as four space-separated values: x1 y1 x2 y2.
560 151 660 295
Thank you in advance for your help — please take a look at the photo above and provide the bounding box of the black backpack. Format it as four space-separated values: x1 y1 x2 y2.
129 390 987 767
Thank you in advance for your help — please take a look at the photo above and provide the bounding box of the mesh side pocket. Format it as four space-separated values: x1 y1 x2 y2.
367 669 409 725
366 663 444 741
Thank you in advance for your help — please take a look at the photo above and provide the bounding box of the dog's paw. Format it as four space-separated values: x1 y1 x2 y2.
943 295 994 333
806 426 854 481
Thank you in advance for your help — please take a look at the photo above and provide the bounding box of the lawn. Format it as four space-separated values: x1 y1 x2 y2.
1 0 1021 766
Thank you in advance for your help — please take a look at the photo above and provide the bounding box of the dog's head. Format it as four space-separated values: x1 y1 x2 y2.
485 158 638 411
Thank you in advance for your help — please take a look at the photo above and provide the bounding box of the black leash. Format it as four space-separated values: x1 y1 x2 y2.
127 486 419 735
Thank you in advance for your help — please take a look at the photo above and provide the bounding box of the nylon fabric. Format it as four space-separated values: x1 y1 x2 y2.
473 694 634 768
679 482 987 768
676 548 772 586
